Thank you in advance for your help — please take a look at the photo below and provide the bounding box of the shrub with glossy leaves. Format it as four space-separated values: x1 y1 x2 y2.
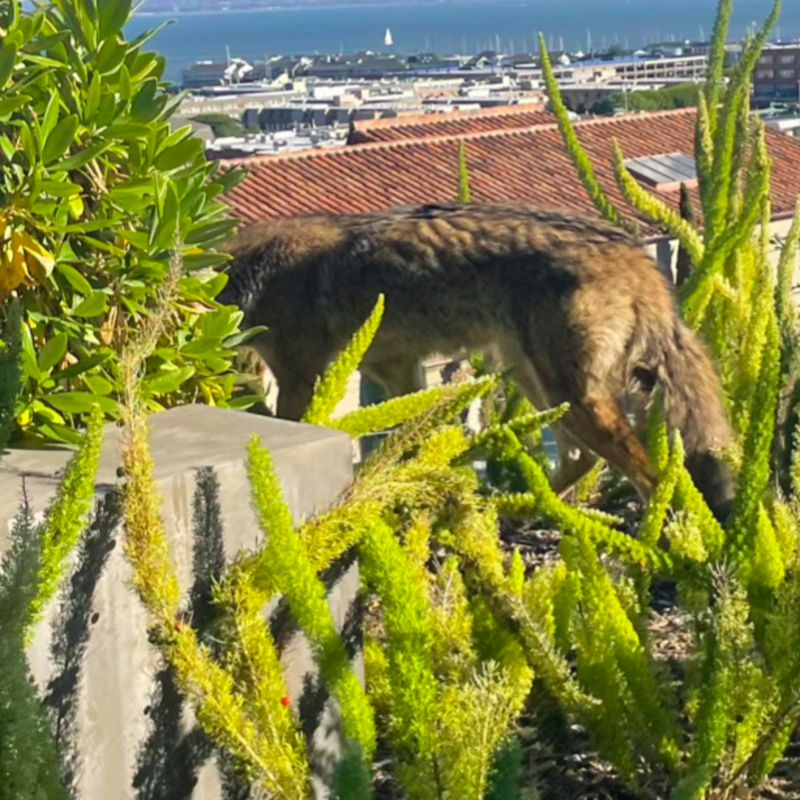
0 0 257 445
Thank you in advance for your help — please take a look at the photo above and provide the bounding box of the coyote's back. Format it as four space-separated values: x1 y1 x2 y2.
220 202 735 518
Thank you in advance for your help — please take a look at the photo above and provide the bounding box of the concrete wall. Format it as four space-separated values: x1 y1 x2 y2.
0 406 356 799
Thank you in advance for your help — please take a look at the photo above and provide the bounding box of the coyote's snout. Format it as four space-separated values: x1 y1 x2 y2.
220 202 735 519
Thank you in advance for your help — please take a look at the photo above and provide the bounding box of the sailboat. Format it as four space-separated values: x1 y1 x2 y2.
385 27 394 47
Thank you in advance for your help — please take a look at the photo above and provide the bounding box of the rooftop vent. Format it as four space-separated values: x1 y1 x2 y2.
624 152 698 191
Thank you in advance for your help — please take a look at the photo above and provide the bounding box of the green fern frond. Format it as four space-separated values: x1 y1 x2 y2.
302 294 385 427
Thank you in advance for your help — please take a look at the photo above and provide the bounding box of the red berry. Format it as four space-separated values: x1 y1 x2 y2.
174 621 183 632
281 696 291 707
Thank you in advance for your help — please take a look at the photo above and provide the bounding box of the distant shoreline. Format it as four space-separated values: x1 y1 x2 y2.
134 0 487 16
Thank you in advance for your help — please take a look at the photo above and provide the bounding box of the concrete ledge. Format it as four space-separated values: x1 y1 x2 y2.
0 406 356 799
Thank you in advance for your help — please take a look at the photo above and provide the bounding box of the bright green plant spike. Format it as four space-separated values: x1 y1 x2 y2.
776 200 800 342
694 93 715 219
302 295 384 427
359 519 439 780
538 32 624 229
729 312 780 556
457 139 472 204
703 1 780 241
122 401 308 794
751 505 786 590
639 431 684 549
613 141 705 267
27 404 104 636
333 384 469 439
247 437 377 756
507 549 525 598
704 0 733 132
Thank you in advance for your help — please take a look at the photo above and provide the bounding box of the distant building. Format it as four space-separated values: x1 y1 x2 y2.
347 105 552 144
182 61 229 90
753 44 800 107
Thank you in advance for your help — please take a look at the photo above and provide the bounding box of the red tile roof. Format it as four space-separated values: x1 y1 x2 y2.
220 109 800 237
347 105 553 144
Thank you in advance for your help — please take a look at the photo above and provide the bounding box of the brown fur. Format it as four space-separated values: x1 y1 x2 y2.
220 203 735 518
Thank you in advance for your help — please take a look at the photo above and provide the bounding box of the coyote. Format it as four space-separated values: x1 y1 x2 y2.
219 203 735 518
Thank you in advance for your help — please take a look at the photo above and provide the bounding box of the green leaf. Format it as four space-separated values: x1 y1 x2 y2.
104 121 150 140
183 253 230 271
185 219 238 246
0 44 17 90
0 94 30 118
152 181 180 249
228 394 261 410
38 333 68 373
85 72 101 121
38 179 82 198
131 78 157 119
51 352 112 380
145 366 195 395
51 141 112 172
55 262 93 295
181 337 222 357
99 0 132 39
118 64 131 101
83 374 113 395
154 136 202 172
156 124 192 155
43 114 80 164
72 291 108 317
45 391 116 414
38 421 84 445
55 219 116 233
223 327 268 348
96 36 125 75
41 93 61 143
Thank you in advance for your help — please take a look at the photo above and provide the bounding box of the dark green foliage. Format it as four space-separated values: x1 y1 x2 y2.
589 83 703 115
0 500 68 800
332 740 375 800
485 738 524 800
0 300 22 453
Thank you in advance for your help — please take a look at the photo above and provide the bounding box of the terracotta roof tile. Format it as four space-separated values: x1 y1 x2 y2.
347 105 553 143
220 109 800 238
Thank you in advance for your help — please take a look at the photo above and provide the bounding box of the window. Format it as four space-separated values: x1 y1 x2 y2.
759 55 774 64
775 85 800 100
757 69 775 79
779 69 797 79
779 54 797 64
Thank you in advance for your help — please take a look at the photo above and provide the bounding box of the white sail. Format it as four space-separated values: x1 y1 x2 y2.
385 27 394 47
